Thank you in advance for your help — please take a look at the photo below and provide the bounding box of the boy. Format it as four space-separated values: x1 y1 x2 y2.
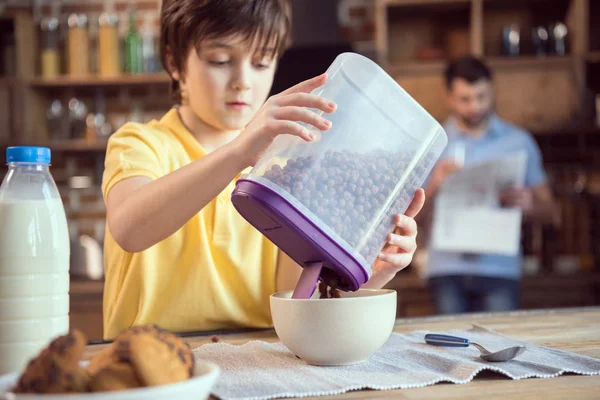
101 0 425 339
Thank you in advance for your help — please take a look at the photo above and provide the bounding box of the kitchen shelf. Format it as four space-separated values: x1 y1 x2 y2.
0 77 19 86
47 139 109 152
381 0 470 8
385 56 573 76
385 60 447 76
3 139 110 153
486 55 574 68
587 51 600 63
29 73 170 89
378 0 471 66
531 125 600 137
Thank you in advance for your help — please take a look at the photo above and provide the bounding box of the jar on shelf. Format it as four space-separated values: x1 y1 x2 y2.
67 97 88 139
98 12 120 77
67 13 90 76
46 99 68 140
124 7 142 74
40 17 60 78
141 14 158 73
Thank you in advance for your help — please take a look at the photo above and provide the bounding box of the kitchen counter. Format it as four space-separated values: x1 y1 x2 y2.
69 272 600 341
83 307 600 399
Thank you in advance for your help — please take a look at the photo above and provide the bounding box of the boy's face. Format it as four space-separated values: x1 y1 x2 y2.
176 35 278 131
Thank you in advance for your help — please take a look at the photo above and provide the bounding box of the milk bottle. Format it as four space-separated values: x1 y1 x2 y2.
0 147 70 374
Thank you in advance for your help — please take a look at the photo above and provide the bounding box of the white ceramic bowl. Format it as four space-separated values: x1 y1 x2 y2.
270 288 396 366
0 359 220 400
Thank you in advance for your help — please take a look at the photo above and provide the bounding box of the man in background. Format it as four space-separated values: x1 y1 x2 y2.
421 56 556 315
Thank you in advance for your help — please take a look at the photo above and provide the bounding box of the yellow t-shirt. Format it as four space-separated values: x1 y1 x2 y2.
101 108 278 339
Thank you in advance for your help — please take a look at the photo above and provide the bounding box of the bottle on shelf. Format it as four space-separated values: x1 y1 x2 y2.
124 6 142 74
141 14 158 73
67 13 90 76
40 17 60 78
98 12 121 77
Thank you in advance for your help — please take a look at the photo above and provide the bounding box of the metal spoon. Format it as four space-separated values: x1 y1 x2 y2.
425 333 526 362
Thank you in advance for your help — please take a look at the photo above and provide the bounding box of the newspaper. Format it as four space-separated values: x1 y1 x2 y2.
431 151 527 256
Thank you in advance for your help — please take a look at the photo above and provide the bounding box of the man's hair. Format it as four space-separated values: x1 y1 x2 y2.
444 56 492 90
160 0 292 103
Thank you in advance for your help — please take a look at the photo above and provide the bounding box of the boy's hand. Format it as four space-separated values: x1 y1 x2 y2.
363 189 426 288
233 73 336 167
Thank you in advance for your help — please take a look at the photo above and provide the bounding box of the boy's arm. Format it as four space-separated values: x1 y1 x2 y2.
106 144 247 253
499 135 557 225
107 74 336 253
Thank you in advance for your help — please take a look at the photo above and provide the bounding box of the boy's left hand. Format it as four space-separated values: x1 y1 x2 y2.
370 189 426 281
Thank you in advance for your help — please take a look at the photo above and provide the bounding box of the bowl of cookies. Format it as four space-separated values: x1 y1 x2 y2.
0 325 220 399
270 285 396 366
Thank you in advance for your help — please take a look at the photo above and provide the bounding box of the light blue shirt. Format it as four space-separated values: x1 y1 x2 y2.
426 114 547 280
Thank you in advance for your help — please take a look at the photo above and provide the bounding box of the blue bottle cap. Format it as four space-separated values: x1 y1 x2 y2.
6 146 51 164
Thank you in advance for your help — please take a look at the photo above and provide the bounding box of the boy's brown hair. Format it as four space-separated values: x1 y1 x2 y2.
160 0 292 104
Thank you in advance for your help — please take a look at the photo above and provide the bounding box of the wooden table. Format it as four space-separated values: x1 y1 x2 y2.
83 307 600 399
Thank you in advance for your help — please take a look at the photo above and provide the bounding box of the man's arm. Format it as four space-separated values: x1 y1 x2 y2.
501 183 556 225
513 133 556 224
529 184 557 224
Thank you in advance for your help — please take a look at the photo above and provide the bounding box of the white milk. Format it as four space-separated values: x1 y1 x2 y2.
0 199 69 374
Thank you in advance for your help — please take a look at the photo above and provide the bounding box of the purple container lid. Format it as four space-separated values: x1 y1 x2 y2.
231 178 369 296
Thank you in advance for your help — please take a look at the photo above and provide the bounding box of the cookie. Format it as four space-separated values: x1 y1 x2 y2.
14 348 90 394
127 334 190 387
115 325 194 377
89 362 142 392
86 344 119 376
47 329 87 365
115 324 168 342
14 330 90 394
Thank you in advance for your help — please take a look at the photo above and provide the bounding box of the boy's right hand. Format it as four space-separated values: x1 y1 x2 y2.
233 73 336 167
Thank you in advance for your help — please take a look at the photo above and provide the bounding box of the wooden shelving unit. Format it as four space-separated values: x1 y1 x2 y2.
0 11 43 145
486 55 575 68
374 0 596 131
376 0 473 67
0 77 19 86
29 73 170 89
44 139 109 152
0 8 171 152
590 0 600 55
385 60 447 76
375 0 600 285
587 51 600 63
